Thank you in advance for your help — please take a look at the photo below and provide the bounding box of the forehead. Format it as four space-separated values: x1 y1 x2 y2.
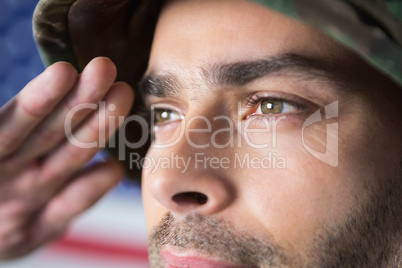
147 0 347 74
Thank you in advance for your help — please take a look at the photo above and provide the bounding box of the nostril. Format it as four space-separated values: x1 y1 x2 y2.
172 192 208 205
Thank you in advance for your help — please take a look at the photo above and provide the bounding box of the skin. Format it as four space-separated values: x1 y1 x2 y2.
0 0 401 267
142 0 402 267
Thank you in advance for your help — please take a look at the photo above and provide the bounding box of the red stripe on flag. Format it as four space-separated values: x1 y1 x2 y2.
48 237 148 262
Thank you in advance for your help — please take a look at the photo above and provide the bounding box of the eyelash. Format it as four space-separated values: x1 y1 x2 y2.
243 94 306 119
247 95 298 108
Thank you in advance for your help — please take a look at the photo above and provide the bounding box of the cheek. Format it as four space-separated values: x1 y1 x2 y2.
233 127 367 251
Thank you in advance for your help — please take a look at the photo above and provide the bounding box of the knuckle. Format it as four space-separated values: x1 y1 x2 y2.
0 230 27 257
65 144 89 164
0 201 27 219
33 124 62 145
64 98 97 122
40 168 58 184
0 132 18 154
0 223 27 254
50 196 80 223
17 93 51 119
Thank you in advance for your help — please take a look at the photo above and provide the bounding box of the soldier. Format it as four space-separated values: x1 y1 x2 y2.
1 0 401 267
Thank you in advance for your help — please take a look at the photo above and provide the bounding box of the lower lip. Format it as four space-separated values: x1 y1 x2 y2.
161 248 245 268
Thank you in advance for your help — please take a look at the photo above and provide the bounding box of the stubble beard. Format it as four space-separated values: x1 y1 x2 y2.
148 162 402 268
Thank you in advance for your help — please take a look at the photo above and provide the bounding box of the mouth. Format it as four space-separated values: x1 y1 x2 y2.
161 246 252 268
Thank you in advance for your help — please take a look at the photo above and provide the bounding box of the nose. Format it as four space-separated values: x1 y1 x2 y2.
146 166 235 216
144 118 236 217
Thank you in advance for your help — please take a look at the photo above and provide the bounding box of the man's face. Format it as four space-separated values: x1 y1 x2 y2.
139 0 402 267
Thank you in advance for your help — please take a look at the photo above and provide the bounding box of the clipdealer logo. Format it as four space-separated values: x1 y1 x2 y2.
64 100 339 167
302 101 339 167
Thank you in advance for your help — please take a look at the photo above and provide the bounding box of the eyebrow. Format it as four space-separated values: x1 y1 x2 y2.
138 53 346 98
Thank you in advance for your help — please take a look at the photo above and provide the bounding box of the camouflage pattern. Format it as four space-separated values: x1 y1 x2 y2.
33 0 402 87
255 0 402 87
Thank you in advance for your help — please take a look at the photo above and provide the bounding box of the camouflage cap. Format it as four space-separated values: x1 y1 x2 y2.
257 0 402 87
33 0 402 86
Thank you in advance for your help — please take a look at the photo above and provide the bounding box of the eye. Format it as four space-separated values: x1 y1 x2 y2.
243 94 307 120
153 108 183 125
256 99 299 115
